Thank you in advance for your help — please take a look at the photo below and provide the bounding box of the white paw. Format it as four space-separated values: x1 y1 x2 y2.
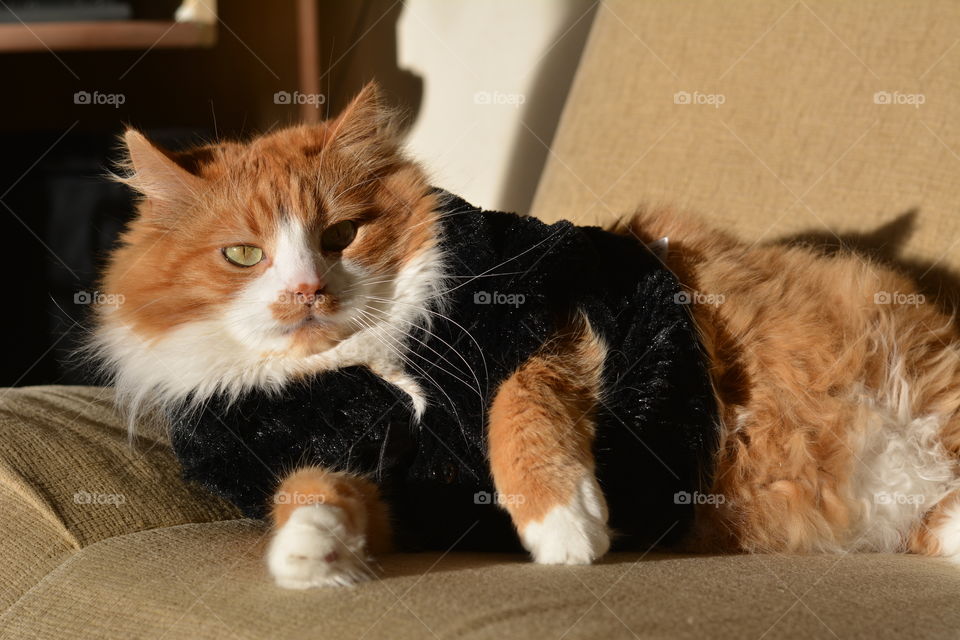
267 504 373 588
521 475 611 565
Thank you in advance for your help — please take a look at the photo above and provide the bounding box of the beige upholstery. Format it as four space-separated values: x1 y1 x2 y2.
0 387 238 616
1 388 959 638
5 2 960 637
532 0 960 285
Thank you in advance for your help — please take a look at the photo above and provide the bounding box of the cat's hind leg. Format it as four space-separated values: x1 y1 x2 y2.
488 317 611 565
268 467 391 588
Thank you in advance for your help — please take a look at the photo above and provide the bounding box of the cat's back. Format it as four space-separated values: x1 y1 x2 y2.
621 206 960 554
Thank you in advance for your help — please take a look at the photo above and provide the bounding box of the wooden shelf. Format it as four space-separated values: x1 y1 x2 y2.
0 20 217 52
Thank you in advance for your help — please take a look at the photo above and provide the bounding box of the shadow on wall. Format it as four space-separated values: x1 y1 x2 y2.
391 0 598 214
780 210 960 313
314 0 423 133
499 1 599 214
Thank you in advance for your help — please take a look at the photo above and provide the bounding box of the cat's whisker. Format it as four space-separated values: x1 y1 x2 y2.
441 272 525 280
356 308 487 431
431 224 571 299
353 315 465 431
406 206 478 231
343 277 399 293
344 270 527 303
355 303 483 401
330 175 382 203
354 306 481 399
345 316 395 483
363 295 490 396
351 313 466 436
357 301 472 375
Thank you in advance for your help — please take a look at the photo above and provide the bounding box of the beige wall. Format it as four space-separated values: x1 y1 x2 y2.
397 0 596 213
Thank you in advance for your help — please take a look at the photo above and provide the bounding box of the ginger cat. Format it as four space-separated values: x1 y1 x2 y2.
91 83 960 588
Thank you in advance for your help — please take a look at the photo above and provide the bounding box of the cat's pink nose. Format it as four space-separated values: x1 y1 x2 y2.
288 279 325 303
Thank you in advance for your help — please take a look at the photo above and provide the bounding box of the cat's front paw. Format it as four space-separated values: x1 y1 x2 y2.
521 475 611 565
267 504 373 588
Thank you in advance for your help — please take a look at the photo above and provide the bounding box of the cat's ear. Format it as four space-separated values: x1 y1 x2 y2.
325 81 394 149
119 129 204 218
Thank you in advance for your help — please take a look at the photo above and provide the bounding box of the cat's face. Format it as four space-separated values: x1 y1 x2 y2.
96 84 440 395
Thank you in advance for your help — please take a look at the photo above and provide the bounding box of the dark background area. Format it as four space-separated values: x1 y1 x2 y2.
2 129 202 386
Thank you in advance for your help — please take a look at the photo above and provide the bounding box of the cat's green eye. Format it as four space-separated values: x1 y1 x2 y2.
222 245 264 267
321 220 357 253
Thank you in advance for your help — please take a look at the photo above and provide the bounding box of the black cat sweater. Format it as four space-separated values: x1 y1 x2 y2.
168 191 719 551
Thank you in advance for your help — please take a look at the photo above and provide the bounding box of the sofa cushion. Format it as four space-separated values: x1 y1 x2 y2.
0 386 239 609
1 516 959 639
1 386 960 639
532 0 960 285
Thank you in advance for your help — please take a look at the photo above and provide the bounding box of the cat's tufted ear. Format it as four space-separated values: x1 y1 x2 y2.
119 129 204 220
325 81 395 149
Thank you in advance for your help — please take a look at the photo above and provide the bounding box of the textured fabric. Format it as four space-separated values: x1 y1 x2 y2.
532 0 960 290
2 517 960 639
170 192 717 551
0 386 240 613
2 386 960 638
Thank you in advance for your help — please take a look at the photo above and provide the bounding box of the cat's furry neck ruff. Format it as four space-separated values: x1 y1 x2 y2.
91 239 443 422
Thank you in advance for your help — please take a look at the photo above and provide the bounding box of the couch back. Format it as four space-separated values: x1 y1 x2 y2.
531 0 960 294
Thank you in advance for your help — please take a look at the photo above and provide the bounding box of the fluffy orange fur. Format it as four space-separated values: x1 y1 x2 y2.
273 468 392 554
98 82 960 578
618 208 960 555
488 315 606 529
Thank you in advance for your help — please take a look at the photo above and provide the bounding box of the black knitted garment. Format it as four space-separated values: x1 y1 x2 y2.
168 191 719 552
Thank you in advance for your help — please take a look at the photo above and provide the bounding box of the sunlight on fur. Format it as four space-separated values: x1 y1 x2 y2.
89 82 960 589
